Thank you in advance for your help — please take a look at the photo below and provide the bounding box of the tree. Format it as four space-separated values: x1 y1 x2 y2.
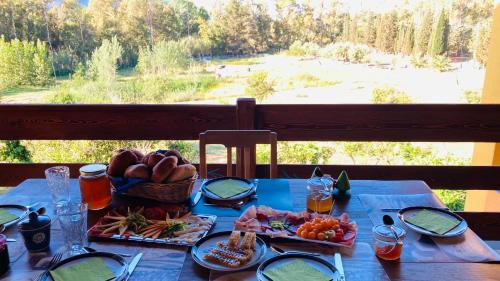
88 36 123 83
0 140 31 163
428 9 449 56
415 9 433 55
245 71 275 102
375 11 398 53
472 21 492 66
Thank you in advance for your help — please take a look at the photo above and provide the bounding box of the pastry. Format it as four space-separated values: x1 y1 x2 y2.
151 156 178 183
124 164 149 180
108 150 138 177
166 164 196 182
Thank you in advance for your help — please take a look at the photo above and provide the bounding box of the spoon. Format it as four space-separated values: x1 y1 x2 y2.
383 215 400 242
83 246 132 257
270 245 320 257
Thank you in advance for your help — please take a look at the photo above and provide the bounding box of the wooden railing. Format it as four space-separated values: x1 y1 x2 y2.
1 98 499 239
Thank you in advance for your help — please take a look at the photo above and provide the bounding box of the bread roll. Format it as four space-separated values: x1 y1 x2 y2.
151 156 178 183
124 164 150 180
147 153 165 169
164 149 182 160
166 164 196 183
130 149 144 161
108 150 138 177
142 152 154 165
179 157 190 165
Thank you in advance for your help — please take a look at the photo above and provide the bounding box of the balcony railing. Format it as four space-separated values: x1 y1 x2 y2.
1 98 499 239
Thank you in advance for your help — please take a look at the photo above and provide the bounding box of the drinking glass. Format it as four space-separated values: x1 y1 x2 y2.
56 203 88 256
45 166 71 208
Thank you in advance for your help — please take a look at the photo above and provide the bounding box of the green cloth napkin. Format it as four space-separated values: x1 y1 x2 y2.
205 179 250 199
263 259 332 281
50 257 115 281
405 209 461 235
0 209 18 225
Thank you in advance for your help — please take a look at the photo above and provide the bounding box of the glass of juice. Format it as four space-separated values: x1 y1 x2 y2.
372 224 406 261
79 164 112 210
306 177 334 214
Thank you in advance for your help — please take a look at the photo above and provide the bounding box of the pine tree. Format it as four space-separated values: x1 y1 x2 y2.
428 9 449 56
375 11 398 53
415 9 433 55
401 22 415 55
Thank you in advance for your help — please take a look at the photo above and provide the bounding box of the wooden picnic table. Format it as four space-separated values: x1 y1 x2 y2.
0 179 498 281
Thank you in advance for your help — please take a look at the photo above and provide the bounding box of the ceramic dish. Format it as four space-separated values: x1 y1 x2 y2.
191 231 267 272
0 204 29 228
256 253 339 281
201 177 256 202
398 206 467 238
39 252 128 281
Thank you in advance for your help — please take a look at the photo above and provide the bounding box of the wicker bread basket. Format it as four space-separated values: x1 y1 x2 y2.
115 174 197 203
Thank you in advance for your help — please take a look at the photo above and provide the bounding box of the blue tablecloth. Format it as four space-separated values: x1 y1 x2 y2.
191 179 293 217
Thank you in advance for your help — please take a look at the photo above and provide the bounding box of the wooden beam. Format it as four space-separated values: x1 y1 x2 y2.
236 98 256 177
256 104 500 141
0 104 236 140
3 163 500 190
456 212 500 240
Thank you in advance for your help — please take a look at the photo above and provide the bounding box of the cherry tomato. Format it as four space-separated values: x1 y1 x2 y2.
317 232 326 241
303 222 312 231
300 230 308 238
307 231 317 240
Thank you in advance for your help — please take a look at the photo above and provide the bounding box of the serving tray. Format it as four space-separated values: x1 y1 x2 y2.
88 213 217 247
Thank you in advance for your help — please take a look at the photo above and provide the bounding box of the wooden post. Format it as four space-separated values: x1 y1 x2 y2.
466 3 500 211
236 98 256 177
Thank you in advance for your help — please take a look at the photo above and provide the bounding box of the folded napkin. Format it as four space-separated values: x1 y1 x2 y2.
405 209 461 235
50 257 115 281
0 209 18 225
205 179 250 199
263 259 332 281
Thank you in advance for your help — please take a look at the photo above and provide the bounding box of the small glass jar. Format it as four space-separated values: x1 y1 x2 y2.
79 164 112 210
0 234 10 276
372 224 406 261
306 177 334 214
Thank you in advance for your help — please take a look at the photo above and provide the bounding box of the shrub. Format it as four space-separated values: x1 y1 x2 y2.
138 40 191 76
52 47 80 76
0 140 31 162
302 42 320 57
245 71 275 102
462 89 481 104
181 36 211 58
287 41 306 57
320 43 336 58
257 142 334 165
334 43 351 62
349 45 370 63
431 55 451 72
410 55 428 68
371 85 413 104
88 36 123 84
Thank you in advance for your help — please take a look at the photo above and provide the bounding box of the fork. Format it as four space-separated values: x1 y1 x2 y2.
36 252 63 281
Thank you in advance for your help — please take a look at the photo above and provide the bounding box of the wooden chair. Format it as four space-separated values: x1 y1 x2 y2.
199 130 278 178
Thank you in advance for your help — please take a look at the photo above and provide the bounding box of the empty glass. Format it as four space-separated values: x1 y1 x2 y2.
56 203 88 256
45 166 71 207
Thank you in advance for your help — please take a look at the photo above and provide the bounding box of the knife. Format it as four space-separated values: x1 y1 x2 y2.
192 179 207 206
334 253 345 281
125 253 143 281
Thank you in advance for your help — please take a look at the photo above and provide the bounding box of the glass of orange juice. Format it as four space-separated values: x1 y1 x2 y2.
306 177 334 214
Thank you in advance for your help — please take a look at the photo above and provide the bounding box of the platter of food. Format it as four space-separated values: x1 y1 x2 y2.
191 230 267 272
235 206 357 247
88 206 216 246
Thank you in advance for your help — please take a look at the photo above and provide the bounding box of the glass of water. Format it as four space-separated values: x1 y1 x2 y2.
45 166 71 207
56 202 88 256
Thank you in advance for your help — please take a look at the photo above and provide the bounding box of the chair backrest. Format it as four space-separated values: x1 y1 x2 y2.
199 130 278 178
